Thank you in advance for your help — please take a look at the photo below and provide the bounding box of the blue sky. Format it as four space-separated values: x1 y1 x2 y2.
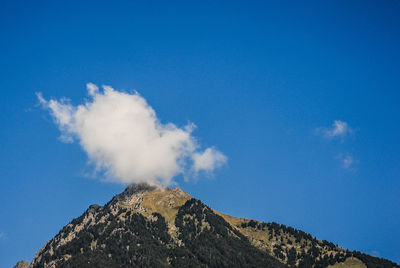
1 0 400 266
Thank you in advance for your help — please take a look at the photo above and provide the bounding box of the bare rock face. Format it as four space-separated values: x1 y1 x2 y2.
13 260 30 268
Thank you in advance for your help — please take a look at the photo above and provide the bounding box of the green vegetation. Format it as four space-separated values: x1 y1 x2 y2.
33 198 284 267
30 185 399 268
173 198 285 267
235 219 399 268
329 257 366 268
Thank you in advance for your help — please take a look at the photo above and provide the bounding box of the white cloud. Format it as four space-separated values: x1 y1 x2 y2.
319 120 352 140
86 82 99 96
192 147 227 173
342 154 353 169
38 83 227 185
337 153 354 169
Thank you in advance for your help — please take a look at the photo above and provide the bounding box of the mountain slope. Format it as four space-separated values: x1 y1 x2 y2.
17 184 399 268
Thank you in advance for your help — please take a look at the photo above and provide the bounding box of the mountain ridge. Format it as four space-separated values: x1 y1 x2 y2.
15 183 399 268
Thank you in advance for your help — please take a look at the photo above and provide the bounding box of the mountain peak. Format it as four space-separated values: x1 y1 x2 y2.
116 182 159 200
106 183 192 225
23 185 399 268
13 260 29 268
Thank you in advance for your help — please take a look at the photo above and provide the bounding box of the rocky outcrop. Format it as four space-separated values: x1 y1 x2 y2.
13 260 30 268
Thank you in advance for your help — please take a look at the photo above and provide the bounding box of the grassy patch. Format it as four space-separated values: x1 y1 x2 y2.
329 257 366 268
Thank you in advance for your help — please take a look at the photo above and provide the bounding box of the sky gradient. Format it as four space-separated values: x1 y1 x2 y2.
1 1 399 266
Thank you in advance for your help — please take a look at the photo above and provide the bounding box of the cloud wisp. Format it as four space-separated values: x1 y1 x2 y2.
316 120 358 170
318 120 352 140
38 83 227 185
339 153 354 169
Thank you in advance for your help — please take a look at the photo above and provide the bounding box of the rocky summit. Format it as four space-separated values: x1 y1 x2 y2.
15 183 399 268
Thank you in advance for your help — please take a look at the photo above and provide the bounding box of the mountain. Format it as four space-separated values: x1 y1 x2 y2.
16 183 399 268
